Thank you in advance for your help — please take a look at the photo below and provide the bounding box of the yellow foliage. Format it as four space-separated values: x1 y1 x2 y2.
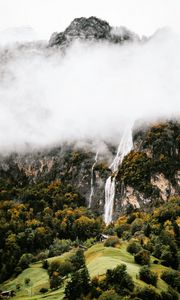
36 226 47 235
176 217 180 226
116 215 127 225
48 179 61 190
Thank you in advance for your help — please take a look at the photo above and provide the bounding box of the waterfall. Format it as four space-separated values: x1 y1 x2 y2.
88 151 98 208
104 128 133 224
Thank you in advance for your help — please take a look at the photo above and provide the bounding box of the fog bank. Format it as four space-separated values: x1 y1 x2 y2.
0 27 179 153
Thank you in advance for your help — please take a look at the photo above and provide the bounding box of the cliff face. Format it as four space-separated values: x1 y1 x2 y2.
115 121 180 214
0 121 179 219
0 144 110 214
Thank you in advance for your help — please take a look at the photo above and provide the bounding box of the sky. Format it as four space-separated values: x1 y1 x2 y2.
0 0 180 40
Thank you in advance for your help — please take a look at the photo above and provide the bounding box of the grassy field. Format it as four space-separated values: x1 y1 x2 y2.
0 242 176 300
86 242 170 292
0 252 74 300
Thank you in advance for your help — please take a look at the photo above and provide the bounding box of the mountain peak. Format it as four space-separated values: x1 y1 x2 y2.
49 16 139 47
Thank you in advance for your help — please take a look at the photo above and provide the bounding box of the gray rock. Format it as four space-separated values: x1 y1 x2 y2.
49 16 139 47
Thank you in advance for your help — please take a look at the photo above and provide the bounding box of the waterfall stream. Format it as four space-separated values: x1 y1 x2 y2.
104 128 133 224
88 151 98 208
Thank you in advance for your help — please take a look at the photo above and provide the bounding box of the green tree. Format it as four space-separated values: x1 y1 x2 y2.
134 250 150 265
139 266 158 286
70 249 86 271
18 253 33 270
127 241 142 254
50 274 62 289
65 266 91 300
106 264 134 295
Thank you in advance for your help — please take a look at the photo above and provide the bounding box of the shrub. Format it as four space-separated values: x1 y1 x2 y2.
14 266 22 275
161 286 179 300
139 266 158 286
106 264 134 295
18 253 33 270
24 278 31 285
161 270 180 292
104 236 120 248
137 286 160 300
50 274 62 289
127 241 142 254
70 249 86 271
36 250 49 261
116 224 130 238
49 239 72 257
48 259 73 277
153 260 159 264
42 260 49 269
134 250 150 265
83 237 96 248
57 260 73 277
39 287 48 293
131 218 144 235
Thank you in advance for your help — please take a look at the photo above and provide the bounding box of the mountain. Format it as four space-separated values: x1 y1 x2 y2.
0 17 179 291
49 16 140 47
0 120 179 220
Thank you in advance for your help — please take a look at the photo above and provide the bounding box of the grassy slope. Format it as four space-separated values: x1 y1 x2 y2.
0 242 177 300
86 242 169 292
0 251 75 300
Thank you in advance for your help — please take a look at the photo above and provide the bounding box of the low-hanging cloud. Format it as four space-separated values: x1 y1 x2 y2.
0 27 179 153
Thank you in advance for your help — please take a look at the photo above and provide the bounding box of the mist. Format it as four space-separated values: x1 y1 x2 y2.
0 27 179 154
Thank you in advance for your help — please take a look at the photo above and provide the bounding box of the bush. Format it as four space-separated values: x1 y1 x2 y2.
104 236 120 248
131 218 144 235
116 224 130 238
36 250 49 261
39 287 48 293
18 253 33 270
57 260 73 277
24 278 31 285
127 241 142 254
153 260 159 264
50 274 62 289
137 286 160 300
134 250 150 265
139 266 158 286
42 260 49 269
49 239 72 257
83 237 96 248
161 286 179 300
70 249 86 271
48 259 73 277
161 270 180 292
106 264 134 295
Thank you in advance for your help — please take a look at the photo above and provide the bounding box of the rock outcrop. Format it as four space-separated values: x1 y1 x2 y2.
49 16 139 47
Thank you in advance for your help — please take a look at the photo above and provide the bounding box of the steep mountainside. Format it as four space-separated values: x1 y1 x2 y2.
116 121 180 214
0 121 179 219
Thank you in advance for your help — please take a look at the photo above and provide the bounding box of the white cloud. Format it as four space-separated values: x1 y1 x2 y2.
0 28 179 153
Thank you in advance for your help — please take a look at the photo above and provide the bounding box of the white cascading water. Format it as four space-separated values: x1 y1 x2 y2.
88 151 98 208
104 127 133 224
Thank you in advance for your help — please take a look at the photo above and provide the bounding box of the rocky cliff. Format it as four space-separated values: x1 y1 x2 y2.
0 121 179 220
49 16 140 48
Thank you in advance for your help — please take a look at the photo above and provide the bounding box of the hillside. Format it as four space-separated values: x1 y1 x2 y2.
0 195 179 299
0 241 178 300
